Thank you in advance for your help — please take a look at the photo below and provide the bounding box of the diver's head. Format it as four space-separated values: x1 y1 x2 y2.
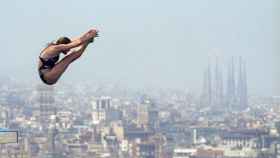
56 36 71 54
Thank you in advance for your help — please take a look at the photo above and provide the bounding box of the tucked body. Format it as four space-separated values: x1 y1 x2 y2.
38 28 98 85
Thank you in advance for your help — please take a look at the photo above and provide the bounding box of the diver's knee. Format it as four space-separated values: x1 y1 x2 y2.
44 77 58 85
45 80 56 85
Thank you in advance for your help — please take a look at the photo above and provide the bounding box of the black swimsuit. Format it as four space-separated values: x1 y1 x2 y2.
38 55 59 84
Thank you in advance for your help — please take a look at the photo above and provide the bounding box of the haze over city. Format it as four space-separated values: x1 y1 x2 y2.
0 0 279 95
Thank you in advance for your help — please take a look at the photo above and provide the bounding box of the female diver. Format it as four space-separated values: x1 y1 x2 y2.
38 28 98 85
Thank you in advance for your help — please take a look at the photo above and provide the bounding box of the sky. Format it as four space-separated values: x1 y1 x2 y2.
0 0 279 96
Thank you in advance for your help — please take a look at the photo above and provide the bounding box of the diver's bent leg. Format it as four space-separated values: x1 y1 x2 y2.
43 52 83 84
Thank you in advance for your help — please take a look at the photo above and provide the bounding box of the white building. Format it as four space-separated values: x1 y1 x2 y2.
173 148 196 158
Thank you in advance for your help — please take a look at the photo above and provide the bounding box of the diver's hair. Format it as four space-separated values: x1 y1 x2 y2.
45 37 71 48
56 36 71 45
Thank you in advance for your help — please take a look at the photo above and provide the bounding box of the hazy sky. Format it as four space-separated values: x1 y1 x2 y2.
0 0 279 96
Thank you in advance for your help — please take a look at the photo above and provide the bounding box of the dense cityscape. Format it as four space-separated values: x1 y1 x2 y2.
0 57 279 158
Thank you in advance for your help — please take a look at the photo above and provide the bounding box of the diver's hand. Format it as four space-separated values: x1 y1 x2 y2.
88 29 99 43
81 29 98 43
88 28 99 38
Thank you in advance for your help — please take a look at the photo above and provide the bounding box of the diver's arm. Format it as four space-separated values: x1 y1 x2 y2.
53 29 97 52
70 41 91 56
43 29 97 58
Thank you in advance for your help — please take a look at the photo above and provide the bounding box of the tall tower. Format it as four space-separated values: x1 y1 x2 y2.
226 57 236 110
213 56 224 107
37 85 56 130
201 56 248 111
201 60 212 107
207 61 213 107
237 57 248 110
37 85 57 156
242 60 248 107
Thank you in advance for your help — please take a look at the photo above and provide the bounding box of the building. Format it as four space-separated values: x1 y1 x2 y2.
201 56 248 111
221 129 268 149
148 109 159 130
37 85 56 130
137 104 149 129
195 148 224 158
112 121 124 141
173 148 196 158
92 96 112 124
132 142 156 158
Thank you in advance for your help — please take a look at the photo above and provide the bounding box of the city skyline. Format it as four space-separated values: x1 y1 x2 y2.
0 76 280 157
